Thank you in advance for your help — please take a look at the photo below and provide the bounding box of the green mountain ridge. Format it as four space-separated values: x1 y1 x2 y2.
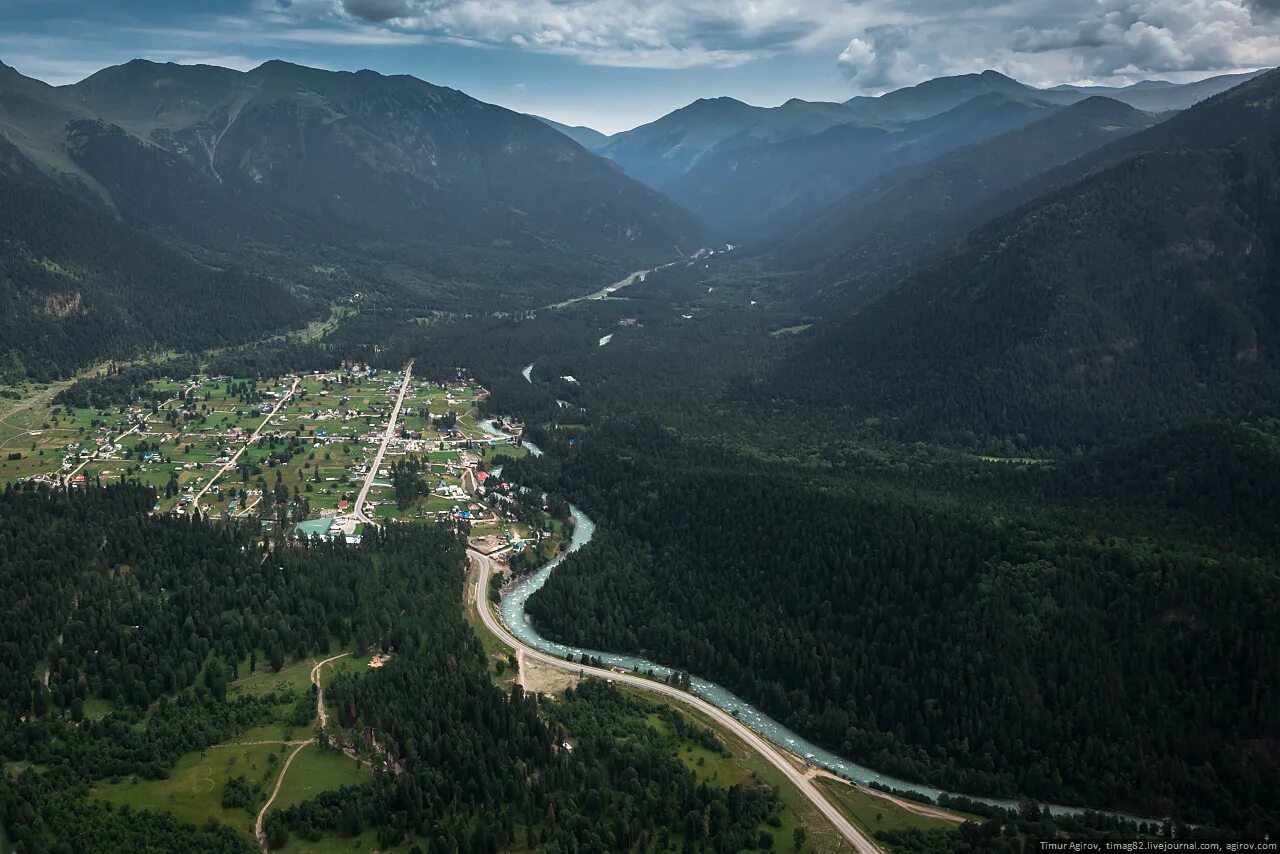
532 115 610 150
595 95 860 189
0 133 307 381
783 96 1160 303
667 91 1064 241
588 69 1262 196
0 58 703 315
771 69 1280 447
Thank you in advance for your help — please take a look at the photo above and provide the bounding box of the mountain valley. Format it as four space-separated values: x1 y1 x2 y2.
1 46 1278 854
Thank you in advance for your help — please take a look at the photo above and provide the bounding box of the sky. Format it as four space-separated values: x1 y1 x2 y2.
1 0 1279 133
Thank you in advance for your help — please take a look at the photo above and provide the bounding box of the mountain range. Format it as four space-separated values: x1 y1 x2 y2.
588 96 859 188
564 69 1264 197
0 59 701 314
783 95 1161 299
2 53 1276 405
666 89 1063 240
546 68 1264 243
770 67 1280 447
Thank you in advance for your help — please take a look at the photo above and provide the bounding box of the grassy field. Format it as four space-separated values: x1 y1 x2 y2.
319 652 368 683
229 655 320 699
228 650 365 702
675 734 817 852
3 761 43 777
272 745 373 811
0 380 74 446
82 698 114 720
226 722 298 744
93 740 290 837
93 738 373 848
815 777 972 842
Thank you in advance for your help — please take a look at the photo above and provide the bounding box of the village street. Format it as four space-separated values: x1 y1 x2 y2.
191 376 300 515
350 360 413 525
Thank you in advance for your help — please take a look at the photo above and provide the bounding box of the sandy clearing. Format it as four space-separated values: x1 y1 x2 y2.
517 650 581 696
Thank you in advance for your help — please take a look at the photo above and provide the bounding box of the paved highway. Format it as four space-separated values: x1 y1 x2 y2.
352 361 413 524
467 549 882 854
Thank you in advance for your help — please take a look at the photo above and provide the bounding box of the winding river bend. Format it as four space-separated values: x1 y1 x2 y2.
478 420 1152 826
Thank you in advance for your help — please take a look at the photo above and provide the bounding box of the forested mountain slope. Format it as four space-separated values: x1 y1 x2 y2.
784 97 1159 302
595 95 858 188
773 69 1280 447
0 59 702 311
936 66 1280 269
0 134 306 381
1053 70 1265 113
0 60 99 191
66 59 699 254
1047 422 1280 558
668 92 1062 240
533 115 609 150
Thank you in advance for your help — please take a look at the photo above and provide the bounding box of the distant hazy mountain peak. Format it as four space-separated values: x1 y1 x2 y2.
590 70 1265 193
534 115 610 150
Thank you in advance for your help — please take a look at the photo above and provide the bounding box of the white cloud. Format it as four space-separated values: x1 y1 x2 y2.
5 0 1275 95
838 0 1280 92
243 0 1278 87
252 0 868 69
838 26 915 90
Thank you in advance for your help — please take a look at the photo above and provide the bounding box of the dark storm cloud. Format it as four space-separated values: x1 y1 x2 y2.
342 0 412 23
1011 23 1111 54
685 16 817 52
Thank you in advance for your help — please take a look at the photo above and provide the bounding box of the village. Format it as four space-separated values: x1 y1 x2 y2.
0 364 550 561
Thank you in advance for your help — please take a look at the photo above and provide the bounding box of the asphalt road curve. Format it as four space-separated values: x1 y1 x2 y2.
467 549 881 854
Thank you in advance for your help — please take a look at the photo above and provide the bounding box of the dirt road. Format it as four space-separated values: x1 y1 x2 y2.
467 549 881 854
63 379 200 484
310 652 348 731
254 740 310 851
253 652 348 852
192 377 299 514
